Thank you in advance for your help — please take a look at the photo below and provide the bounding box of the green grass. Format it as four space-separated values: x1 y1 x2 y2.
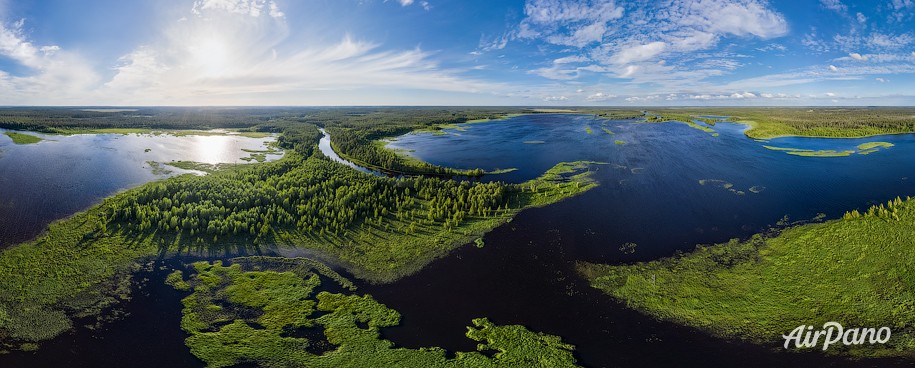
176 259 580 367
3 132 43 145
581 196 915 358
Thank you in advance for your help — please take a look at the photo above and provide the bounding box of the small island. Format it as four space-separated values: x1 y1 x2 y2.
3 132 44 145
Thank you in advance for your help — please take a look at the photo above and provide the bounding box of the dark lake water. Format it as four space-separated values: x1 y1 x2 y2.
3 115 914 367
0 129 282 248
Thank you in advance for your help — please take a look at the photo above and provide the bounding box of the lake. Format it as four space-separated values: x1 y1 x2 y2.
0 129 282 248
3 114 913 367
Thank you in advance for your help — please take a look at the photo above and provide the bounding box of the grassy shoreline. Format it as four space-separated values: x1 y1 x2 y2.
581 197 915 359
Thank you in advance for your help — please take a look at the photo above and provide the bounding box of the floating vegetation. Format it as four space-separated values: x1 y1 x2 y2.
685 121 716 134
175 260 581 367
610 163 627 170
762 145 812 152
630 168 644 174
146 161 173 176
485 168 518 175
857 141 894 150
619 242 637 255
856 141 894 155
786 150 855 157
523 140 546 144
698 179 756 196
585 127 594 134
165 161 237 174
241 147 283 162
698 179 729 188
763 141 894 158
144 148 151 153
474 237 485 248
601 127 614 135
614 140 626 145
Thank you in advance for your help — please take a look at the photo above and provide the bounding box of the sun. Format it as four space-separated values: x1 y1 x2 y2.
190 37 231 78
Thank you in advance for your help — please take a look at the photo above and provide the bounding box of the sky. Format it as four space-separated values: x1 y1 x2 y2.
0 0 913 106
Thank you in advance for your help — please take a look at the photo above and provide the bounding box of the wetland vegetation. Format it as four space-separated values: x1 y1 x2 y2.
581 197 915 358
174 259 579 367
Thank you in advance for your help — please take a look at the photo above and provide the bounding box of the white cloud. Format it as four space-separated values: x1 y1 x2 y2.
730 92 757 99
849 52 868 61
828 65 839 71
876 77 888 83
625 95 659 103
0 20 48 69
543 95 568 101
392 0 432 10
554 55 589 64
0 2 495 105
521 0 788 89
825 92 837 97
610 42 666 64
856 12 867 24
520 0 624 47
0 20 100 104
479 33 510 51
586 92 616 101
192 0 284 18
890 0 914 22
820 0 847 13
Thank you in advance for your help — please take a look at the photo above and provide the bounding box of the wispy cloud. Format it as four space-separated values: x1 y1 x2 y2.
0 19 100 104
1 2 491 105
517 0 788 89
820 0 848 14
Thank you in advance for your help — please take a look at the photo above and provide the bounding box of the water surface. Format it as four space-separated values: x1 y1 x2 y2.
0 129 281 248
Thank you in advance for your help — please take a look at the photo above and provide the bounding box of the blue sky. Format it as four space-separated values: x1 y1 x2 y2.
0 0 913 106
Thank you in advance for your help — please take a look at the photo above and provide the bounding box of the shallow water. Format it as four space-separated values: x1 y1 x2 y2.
0 129 282 248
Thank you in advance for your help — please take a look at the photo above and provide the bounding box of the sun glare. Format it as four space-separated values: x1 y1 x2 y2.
190 37 231 77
